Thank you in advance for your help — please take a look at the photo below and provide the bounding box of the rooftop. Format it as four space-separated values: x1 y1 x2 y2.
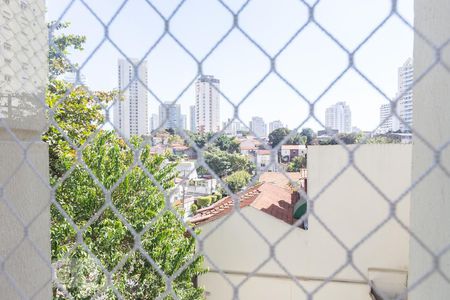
259 171 307 189
190 182 296 226
281 144 306 150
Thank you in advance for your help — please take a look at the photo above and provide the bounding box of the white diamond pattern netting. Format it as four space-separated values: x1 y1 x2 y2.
1 0 450 299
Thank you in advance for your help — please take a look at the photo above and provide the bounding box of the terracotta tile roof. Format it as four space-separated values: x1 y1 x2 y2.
190 182 296 226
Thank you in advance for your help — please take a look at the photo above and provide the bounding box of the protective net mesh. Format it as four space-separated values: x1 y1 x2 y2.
1 0 450 299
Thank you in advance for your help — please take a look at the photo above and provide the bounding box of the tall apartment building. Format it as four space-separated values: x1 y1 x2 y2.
269 120 284 134
159 102 183 131
397 58 413 132
150 113 159 132
250 116 267 138
181 114 187 131
195 75 220 133
378 103 400 134
325 102 352 133
113 59 149 139
189 105 196 132
1 0 46 122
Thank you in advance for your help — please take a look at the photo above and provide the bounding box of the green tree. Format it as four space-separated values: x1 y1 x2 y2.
224 170 252 193
287 156 306 172
214 135 240 153
300 128 316 145
268 128 290 147
365 134 401 144
47 23 205 299
52 132 205 299
269 128 306 147
48 21 86 79
204 148 254 177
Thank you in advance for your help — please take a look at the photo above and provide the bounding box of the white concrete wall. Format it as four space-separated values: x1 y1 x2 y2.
409 0 450 298
199 144 411 299
0 0 50 298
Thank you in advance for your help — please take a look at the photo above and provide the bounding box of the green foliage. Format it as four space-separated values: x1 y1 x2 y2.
189 132 239 153
318 132 363 145
210 195 218 203
189 132 212 149
268 128 290 147
43 80 117 180
214 135 240 153
213 191 222 200
204 148 254 178
168 134 184 145
190 203 199 215
48 21 86 79
224 170 252 193
300 128 316 145
365 134 401 144
197 196 212 208
47 23 205 300
287 156 306 172
268 128 306 147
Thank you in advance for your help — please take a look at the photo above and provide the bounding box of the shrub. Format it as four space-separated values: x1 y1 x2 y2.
213 191 222 200
190 203 198 215
224 170 252 193
197 196 212 208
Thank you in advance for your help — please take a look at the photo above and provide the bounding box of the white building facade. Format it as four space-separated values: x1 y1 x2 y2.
269 120 284 134
325 102 352 133
198 144 412 300
250 116 267 138
189 105 196 132
378 103 400 133
113 59 149 139
159 102 183 131
150 113 159 132
397 58 413 132
195 75 220 133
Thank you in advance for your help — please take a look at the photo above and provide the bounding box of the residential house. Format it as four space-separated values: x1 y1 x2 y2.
280 144 307 163
172 144 197 159
256 149 276 172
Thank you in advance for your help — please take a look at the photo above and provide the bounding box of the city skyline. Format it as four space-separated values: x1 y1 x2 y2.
47 0 414 132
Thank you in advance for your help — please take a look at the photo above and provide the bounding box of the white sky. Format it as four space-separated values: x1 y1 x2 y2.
46 0 414 132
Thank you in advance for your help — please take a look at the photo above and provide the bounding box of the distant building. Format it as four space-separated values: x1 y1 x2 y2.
195 75 221 133
269 120 284 134
150 113 159 132
159 102 183 131
397 58 413 132
189 105 196 132
113 59 149 139
379 103 400 134
250 116 267 138
223 118 242 136
181 114 187 131
325 102 352 133
256 150 276 172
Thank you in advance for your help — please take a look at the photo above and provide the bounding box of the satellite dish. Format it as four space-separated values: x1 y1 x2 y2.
282 155 290 163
